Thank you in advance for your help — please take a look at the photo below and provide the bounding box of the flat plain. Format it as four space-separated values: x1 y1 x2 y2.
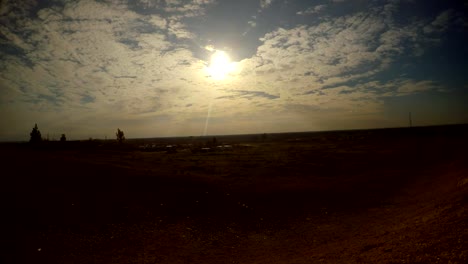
1 125 467 263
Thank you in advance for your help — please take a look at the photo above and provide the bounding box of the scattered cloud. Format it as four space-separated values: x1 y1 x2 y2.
260 0 274 10
297 5 327 15
240 1 453 93
0 0 465 140
423 9 455 34
216 90 280 100
168 19 195 38
163 0 216 17
396 80 444 95
0 1 210 128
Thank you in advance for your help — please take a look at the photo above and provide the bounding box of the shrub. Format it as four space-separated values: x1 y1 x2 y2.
29 124 42 143
116 128 125 143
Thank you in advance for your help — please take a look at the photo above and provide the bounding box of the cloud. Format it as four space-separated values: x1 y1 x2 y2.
297 4 327 15
216 90 280 100
396 80 443 95
239 2 449 93
260 0 273 10
0 0 214 135
352 79 444 97
163 0 216 17
423 9 455 34
223 1 454 127
168 19 195 38
0 0 463 140
248 14 389 87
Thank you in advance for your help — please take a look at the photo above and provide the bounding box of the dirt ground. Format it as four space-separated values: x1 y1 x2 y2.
1 125 467 263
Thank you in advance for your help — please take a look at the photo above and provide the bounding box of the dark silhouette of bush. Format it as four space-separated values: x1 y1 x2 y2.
116 128 125 143
29 124 42 143
60 134 66 142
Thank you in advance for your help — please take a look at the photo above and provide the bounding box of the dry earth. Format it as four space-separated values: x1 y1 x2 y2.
1 126 467 263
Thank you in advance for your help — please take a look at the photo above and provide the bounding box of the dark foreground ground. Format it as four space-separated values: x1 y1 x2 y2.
1 125 467 263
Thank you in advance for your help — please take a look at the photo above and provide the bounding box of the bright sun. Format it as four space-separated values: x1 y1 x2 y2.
206 50 235 80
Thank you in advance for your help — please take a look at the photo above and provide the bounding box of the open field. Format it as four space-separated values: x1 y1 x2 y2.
1 125 468 263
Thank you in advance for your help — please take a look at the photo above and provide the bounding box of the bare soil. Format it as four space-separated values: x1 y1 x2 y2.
1 125 467 263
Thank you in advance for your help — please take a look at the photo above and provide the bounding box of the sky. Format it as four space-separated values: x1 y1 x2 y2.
1 0 467 141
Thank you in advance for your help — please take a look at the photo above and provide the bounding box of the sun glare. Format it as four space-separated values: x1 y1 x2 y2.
206 50 235 80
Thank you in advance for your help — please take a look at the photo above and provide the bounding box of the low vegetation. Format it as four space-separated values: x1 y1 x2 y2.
2 124 467 263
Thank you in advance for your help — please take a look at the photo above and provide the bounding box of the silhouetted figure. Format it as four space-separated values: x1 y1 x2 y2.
60 134 66 142
116 128 125 143
29 124 42 143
